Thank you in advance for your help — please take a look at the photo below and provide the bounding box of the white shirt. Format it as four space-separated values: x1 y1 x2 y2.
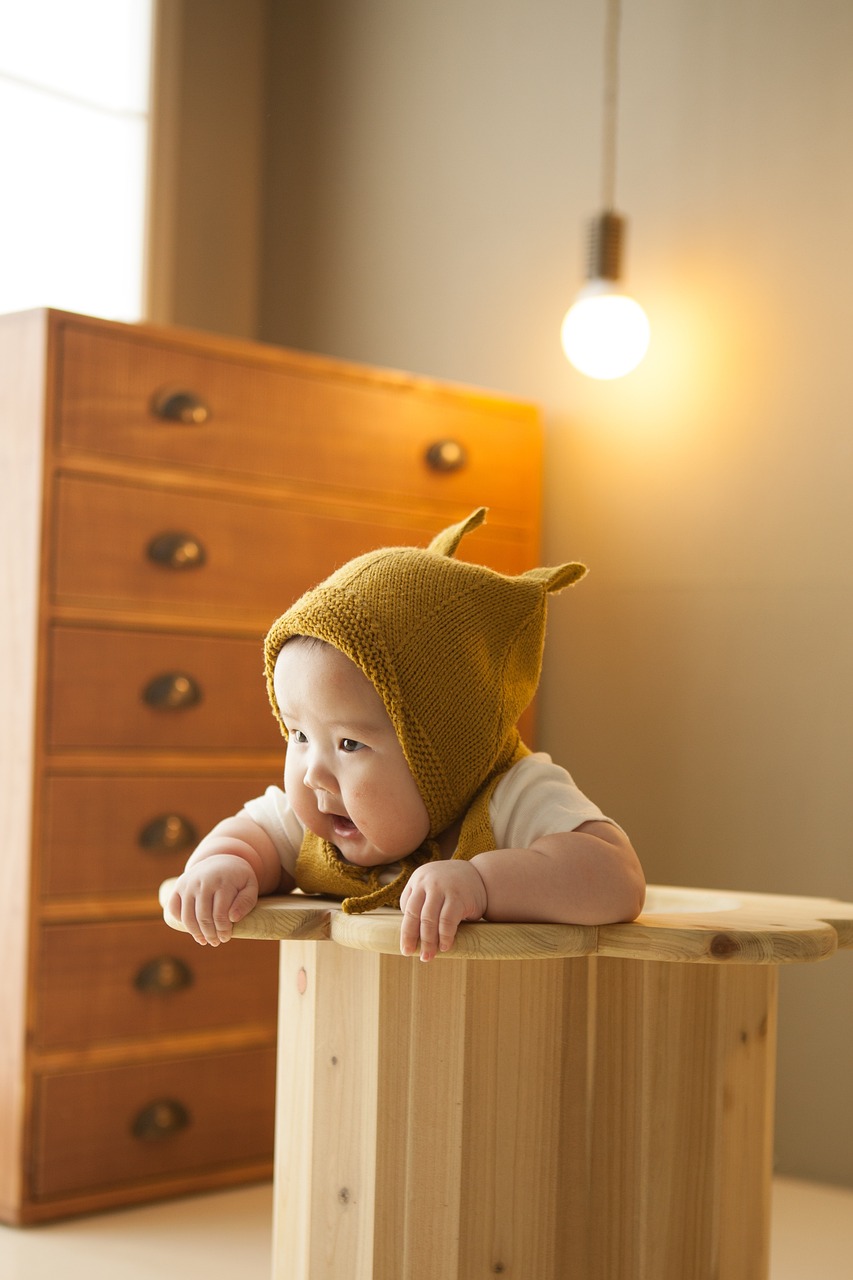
243 752 613 879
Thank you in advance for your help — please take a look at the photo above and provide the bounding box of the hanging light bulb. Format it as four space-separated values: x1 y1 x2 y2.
561 0 650 380
561 212 650 379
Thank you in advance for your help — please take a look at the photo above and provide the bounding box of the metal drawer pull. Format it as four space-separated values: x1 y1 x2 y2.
151 388 211 425
147 531 207 570
425 439 468 473
138 812 198 853
132 1098 191 1142
142 672 202 711
134 955 194 995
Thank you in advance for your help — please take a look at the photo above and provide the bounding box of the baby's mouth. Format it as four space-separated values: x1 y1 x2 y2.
330 813 359 839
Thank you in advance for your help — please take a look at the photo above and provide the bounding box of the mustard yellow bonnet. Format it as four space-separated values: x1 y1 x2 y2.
263 507 586 839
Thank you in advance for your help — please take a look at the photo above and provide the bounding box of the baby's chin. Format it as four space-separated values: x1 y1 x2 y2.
336 844 403 869
330 833 412 870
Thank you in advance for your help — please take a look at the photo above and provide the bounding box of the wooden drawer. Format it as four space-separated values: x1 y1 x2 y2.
31 1046 276 1200
47 626 283 751
52 475 535 622
41 773 277 899
34 920 278 1051
55 321 541 516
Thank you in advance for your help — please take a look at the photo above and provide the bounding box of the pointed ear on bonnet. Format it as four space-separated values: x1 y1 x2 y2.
427 507 587 593
427 507 488 557
519 562 588 593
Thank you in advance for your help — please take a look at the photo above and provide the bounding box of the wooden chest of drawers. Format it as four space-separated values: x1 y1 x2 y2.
0 308 542 1222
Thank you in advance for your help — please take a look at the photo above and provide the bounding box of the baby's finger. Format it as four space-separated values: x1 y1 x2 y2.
169 887 204 946
186 892 222 946
210 889 236 943
400 884 426 956
415 891 444 963
228 884 259 926
179 901 210 946
437 899 463 954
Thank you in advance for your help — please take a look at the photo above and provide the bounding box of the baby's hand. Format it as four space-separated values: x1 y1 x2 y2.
399 861 488 962
168 854 260 946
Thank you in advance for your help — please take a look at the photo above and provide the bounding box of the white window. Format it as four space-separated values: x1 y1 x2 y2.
0 0 153 321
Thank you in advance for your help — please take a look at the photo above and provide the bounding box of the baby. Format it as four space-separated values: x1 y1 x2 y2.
168 508 645 961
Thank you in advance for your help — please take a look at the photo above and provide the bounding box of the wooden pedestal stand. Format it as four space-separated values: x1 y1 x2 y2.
162 885 853 1280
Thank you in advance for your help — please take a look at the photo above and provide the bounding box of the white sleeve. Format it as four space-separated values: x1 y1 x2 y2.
243 786 304 879
488 752 618 849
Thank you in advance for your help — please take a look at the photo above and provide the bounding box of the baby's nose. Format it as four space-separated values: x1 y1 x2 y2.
303 755 334 792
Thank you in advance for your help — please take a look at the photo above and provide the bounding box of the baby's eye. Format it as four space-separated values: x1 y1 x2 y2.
289 729 307 744
340 738 364 753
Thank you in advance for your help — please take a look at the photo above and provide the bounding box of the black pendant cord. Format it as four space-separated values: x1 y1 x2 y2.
601 0 621 214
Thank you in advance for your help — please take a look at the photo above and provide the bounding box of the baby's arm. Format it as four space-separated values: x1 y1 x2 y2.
168 810 296 946
399 821 644 962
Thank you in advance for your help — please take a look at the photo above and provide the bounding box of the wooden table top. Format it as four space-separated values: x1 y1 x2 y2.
160 882 853 965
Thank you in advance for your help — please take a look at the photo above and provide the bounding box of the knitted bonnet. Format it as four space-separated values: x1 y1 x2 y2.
263 507 587 910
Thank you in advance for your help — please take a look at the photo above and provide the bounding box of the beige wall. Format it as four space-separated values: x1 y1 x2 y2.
146 0 267 335
152 0 853 1186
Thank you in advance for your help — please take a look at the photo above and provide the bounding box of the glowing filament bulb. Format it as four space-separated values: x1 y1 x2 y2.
561 279 650 380
562 212 650 380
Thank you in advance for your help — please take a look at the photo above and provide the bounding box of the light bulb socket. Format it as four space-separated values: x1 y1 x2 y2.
586 211 625 282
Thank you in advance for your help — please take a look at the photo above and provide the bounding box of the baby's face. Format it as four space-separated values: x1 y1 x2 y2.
275 639 430 866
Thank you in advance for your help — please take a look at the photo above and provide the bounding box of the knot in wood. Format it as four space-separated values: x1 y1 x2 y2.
710 933 740 959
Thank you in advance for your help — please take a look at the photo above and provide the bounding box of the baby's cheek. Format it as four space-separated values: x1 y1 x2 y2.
367 787 425 848
397 793 431 849
284 771 317 829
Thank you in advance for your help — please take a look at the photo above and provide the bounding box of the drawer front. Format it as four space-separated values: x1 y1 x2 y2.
55 321 541 515
52 474 536 621
47 626 283 751
31 1046 276 1200
41 773 277 899
35 920 278 1051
